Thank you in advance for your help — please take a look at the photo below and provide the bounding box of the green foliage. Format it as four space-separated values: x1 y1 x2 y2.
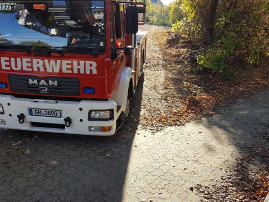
198 48 229 72
169 0 269 78
171 0 207 39
146 0 172 26
197 36 240 79
216 1 268 66
170 0 183 24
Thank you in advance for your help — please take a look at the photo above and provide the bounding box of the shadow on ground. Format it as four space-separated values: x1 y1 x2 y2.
162 33 269 200
195 91 269 200
163 34 269 156
0 77 144 202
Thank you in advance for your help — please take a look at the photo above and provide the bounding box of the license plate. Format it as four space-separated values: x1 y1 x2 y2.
29 108 61 118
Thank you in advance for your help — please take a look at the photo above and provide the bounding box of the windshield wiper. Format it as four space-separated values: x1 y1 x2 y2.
0 44 98 57
62 46 98 57
0 45 64 56
0 45 31 54
33 48 64 56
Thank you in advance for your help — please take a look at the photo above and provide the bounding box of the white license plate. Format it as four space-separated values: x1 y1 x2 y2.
29 108 61 118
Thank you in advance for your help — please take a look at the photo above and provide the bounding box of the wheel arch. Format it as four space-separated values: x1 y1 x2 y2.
111 67 133 118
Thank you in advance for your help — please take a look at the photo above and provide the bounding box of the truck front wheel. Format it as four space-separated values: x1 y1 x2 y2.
117 97 130 131
123 98 130 118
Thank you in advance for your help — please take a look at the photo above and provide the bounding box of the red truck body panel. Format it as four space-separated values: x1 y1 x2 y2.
0 50 124 99
0 0 146 135
0 0 129 100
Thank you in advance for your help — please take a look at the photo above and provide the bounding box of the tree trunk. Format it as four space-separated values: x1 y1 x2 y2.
203 0 219 44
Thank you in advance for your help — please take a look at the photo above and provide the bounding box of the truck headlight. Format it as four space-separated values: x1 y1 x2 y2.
89 110 113 120
0 104 4 114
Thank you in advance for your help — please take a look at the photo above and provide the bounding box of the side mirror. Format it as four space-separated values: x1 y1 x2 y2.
136 1 146 25
126 6 138 34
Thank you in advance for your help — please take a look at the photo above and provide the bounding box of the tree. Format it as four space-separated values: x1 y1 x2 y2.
171 0 269 77
170 0 183 24
146 0 172 26
202 0 219 43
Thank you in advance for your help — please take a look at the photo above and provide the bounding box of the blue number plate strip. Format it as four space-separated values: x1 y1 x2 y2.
29 108 61 118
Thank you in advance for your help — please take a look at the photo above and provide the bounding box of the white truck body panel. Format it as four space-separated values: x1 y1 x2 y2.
0 94 118 136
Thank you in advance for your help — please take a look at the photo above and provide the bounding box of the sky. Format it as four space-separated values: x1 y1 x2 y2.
161 0 176 5
0 13 67 47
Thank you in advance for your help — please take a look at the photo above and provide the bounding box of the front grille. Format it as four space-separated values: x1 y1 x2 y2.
9 75 80 96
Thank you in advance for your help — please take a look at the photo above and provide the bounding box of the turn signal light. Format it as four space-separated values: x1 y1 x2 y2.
0 83 7 88
101 126 112 132
83 87 95 94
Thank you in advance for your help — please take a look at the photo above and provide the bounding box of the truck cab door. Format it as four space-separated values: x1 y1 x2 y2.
111 4 125 68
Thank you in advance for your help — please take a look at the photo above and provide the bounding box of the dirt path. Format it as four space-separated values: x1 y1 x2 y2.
121 25 269 201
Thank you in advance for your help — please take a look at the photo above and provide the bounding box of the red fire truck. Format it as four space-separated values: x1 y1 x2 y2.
0 0 146 135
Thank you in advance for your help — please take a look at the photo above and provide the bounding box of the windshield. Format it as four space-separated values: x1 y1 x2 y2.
0 0 105 54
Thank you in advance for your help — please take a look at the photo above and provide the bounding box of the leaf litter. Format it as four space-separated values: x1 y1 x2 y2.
138 25 269 201
140 28 269 132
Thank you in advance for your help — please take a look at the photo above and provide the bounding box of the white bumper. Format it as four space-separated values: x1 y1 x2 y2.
0 95 118 136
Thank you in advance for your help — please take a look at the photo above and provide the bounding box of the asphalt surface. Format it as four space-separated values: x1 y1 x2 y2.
1 26 269 201
1 87 269 202
0 75 144 202
0 120 139 202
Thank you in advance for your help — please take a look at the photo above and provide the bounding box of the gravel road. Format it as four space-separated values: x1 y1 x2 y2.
0 26 268 202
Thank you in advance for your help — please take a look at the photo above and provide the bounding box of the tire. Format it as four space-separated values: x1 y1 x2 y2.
120 97 130 122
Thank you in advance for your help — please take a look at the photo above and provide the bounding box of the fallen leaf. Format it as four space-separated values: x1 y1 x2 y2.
256 189 268 196
51 160 58 165
12 141 23 146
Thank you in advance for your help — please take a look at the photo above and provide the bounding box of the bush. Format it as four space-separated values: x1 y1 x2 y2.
197 36 240 79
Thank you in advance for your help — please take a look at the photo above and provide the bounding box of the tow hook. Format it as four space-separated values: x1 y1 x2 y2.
17 113 25 124
64 117 72 127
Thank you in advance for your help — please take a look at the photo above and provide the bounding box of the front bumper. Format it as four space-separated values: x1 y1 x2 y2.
0 95 118 136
